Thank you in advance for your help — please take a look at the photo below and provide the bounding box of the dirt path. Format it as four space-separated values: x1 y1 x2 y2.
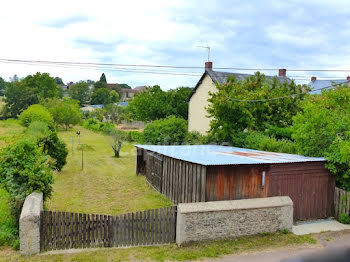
201 230 350 262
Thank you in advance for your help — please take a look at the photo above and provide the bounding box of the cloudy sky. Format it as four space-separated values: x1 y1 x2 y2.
1 0 350 89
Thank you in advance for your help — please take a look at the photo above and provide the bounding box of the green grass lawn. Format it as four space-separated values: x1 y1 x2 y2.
46 127 172 215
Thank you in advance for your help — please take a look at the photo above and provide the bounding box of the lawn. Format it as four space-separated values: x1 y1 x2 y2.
46 127 172 215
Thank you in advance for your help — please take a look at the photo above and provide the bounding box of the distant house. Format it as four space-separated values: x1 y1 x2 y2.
187 62 291 135
107 83 120 91
119 86 146 101
308 76 350 94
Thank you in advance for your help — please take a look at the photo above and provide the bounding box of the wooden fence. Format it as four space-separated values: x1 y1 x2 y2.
334 187 350 218
40 206 176 251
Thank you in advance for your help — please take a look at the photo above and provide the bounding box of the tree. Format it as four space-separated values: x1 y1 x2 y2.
292 85 350 190
207 73 307 141
167 87 192 119
91 88 112 105
3 81 38 117
3 72 60 117
127 86 192 121
119 84 131 89
100 73 107 83
68 81 91 105
54 77 64 85
111 130 124 157
128 85 172 121
19 104 54 128
42 98 82 130
143 116 188 144
21 72 60 99
109 90 119 103
0 77 6 96
93 81 107 89
104 104 123 124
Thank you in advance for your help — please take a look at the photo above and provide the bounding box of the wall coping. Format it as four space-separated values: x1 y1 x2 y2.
177 196 293 214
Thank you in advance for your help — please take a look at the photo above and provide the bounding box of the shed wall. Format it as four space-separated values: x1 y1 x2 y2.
206 165 269 201
161 156 206 204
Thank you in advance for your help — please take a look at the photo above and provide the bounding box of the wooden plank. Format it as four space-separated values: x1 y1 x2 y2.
161 208 166 244
127 213 131 246
188 163 193 203
86 214 91 248
57 212 61 250
146 209 150 245
134 212 138 246
114 215 119 247
170 158 173 202
104 215 108 247
192 164 197 202
178 160 182 204
143 210 146 245
48 211 52 250
170 207 175 242
201 166 206 202
196 165 201 202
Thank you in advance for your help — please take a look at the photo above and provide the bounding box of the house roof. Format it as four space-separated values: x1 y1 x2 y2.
187 70 291 101
135 145 325 166
308 79 349 94
120 88 139 93
134 85 147 91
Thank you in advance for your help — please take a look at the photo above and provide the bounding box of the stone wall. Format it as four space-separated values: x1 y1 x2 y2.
19 192 43 255
176 196 293 245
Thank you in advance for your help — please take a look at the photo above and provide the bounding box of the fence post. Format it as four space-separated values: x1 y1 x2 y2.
19 192 43 255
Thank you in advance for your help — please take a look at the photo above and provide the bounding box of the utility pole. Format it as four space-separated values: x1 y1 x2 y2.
197 45 211 62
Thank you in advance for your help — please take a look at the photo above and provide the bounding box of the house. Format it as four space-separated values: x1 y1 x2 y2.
119 86 146 101
136 145 334 221
187 62 291 135
308 76 350 94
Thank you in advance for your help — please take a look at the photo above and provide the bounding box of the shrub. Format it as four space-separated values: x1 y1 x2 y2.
38 132 68 171
26 121 51 139
229 131 297 154
19 104 53 128
125 130 144 143
0 139 54 220
143 116 187 144
83 118 115 134
338 213 350 224
185 131 206 145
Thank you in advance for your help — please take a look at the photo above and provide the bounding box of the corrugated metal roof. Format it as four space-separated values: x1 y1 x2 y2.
135 145 326 166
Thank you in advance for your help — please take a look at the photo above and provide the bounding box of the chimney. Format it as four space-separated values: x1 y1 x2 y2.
278 69 287 77
347 76 350 81
311 76 317 82
205 61 213 71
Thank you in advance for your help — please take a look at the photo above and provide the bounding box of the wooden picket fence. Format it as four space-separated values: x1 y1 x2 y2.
40 206 176 251
334 187 350 218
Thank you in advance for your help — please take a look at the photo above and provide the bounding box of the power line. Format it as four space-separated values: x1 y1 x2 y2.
224 80 350 103
1 58 350 72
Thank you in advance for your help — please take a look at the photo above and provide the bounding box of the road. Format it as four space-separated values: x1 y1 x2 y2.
201 230 350 262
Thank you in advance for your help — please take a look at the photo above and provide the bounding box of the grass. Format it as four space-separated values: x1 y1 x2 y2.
46 127 172 215
0 232 316 261
0 188 18 249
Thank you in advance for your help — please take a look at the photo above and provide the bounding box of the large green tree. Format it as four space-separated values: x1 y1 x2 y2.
292 85 350 190
127 86 192 121
68 81 91 105
0 77 6 96
42 98 82 130
91 88 115 105
3 72 60 117
207 72 307 141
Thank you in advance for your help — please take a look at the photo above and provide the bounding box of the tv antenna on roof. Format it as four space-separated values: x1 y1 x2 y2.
197 45 210 62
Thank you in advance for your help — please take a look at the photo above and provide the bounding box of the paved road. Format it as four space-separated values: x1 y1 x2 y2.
200 230 350 262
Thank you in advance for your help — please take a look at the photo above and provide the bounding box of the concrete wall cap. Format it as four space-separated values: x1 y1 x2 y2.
177 196 293 214
20 192 43 220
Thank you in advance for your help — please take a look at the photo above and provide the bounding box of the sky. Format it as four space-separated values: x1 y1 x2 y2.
1 0 350 89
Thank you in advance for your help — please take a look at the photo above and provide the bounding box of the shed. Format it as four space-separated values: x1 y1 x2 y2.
136 145 335 221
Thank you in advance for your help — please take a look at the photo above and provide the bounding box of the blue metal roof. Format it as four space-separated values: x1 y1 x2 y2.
118 102 129 106
135 145 326 166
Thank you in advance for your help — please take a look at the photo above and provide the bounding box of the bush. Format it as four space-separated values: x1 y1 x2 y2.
143 116 187 144
19 104 53 128
0 139 54 220
338 213 350 224
83 118 115 134
185 131 206 145
38 132 68 171
125 130 144 143
26 121 51 139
